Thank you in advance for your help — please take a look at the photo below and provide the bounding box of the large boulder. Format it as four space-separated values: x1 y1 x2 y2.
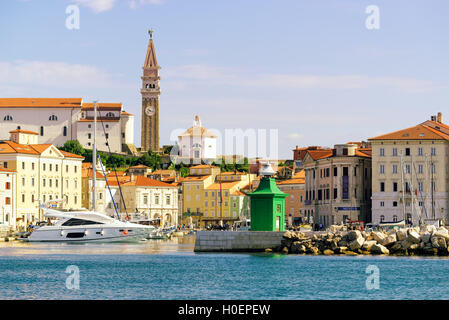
323 249 334 255
371 243 390 255
372 231 386 244
347 230 361 242
433 228 449 240
349 237 365 251
421 232 431 243
407 230 421 244
382 234 397 246
396 229 407 241
431 236 447 249
362 240 377 252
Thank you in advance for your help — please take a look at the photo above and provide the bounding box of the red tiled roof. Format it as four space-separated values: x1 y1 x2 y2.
0 98 82 108
9 130 39 135
369 124 449 141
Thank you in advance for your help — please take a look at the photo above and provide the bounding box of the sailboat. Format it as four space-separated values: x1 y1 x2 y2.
28 101 154 242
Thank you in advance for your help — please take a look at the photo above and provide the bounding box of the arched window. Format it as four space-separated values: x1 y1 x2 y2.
17 126 21 130
105 112 115 118
63 126 67 137
3 115 13 121
40 126 44 136
49 115 58 121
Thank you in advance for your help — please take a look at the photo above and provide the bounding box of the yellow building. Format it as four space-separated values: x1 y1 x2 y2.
369 113 449 225
181 165 255 227
81 162 107 213
0 130 84 230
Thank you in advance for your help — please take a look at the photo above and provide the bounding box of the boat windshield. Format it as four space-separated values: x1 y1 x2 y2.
61 218 105 226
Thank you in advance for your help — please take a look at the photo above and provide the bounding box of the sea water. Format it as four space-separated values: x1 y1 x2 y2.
1 235 449 300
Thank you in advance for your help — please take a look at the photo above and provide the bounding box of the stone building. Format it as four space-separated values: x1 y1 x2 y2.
369 113 449 225
302 142 372 228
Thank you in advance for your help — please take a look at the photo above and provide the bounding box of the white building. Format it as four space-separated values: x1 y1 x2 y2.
105 175 179 227
0 167 17 230
178 115 217 162
0 98 136 154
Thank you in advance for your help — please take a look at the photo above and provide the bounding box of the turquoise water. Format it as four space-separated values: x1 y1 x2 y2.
1 236 449 300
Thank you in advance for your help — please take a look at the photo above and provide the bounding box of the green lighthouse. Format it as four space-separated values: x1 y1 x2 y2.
248 162 288 231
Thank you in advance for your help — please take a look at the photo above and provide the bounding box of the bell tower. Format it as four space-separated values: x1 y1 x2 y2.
141 29 160 152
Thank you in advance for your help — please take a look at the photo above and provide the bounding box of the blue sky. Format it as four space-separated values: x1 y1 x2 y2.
1 0 448 158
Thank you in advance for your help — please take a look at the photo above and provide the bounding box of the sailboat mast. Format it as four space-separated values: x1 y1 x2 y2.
92 100 98 211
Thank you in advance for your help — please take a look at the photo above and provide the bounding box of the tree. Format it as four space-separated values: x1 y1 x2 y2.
60 140 85 156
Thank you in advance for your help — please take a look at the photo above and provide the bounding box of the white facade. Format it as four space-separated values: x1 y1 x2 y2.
178 115 217 160
0 168 16 230
0 98 135 154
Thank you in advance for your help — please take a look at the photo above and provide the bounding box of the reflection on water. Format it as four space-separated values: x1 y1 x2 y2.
0 235 196 256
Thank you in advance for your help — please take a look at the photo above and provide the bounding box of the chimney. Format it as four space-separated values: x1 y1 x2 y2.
437 112 443 123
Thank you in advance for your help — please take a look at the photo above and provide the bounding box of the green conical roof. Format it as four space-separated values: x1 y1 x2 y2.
248 177 288 197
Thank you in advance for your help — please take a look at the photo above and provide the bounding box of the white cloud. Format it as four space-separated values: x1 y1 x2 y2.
0 60 128 94
164 64 441 93
128 0 165 9
73 0 116 13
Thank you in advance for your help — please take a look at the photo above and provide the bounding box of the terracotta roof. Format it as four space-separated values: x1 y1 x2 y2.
108 175 175 188
82 167 106 179
81 103 122 110
355 149 372 158
9 130 39 135
293 170 305 179
307 150 334 160
369 124 449 141
219 171 246 175
179 126 217 138
190 164 218 169
0 141 84 159
206 181 240 190
182 175 212 182
231 190 246 196
121 111 133 116
0 167 15 173
0 98 82 108
277 178 305 185
129 164 150 169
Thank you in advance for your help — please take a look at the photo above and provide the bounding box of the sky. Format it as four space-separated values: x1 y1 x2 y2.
1 0 448 159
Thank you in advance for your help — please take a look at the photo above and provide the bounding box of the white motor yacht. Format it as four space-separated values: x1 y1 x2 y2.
27 205 155 242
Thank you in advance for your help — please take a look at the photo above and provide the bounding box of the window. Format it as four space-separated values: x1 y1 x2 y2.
3 115 12 121
392 148 398 156
154 194 160 205
62 218 103 226
63 126 67 136
333 188 337 199
88 133 92 139
49 164 52 171
43 163 46 171
166 195 171 205
380 201 385 207
393 201 398 207
105 133 109 139
333 167 337 176
380 215 385 222
393 182 398 192
5 197 11 205
5 182 10 189
380 182 385 192
418 164 423 174
32 163 35 170
392 164 398 174
418 147 423 156
431 147 436 156
22 178 25 186
22 162 25 170
40 126 44 136
105 112 115 117
143 195 148 205
49 115 58 121
22 194 25 203
393 215 398 222
3 162 7 168
380 148 385 156
379 164 385 174
405 148 410 156
343 167 348 176
105 124 109 129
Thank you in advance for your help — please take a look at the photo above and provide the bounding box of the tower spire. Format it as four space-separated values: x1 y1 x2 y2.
144 29 158 69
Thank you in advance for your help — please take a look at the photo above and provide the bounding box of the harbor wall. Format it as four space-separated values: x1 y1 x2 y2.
194 231 284 252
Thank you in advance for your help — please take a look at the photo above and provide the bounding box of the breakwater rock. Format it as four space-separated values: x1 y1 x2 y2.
277 225 449 256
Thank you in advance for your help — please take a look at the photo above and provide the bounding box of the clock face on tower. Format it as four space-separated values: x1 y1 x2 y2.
145 106 155 116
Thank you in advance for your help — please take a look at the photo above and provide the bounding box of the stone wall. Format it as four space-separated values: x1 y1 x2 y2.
194 231 285 252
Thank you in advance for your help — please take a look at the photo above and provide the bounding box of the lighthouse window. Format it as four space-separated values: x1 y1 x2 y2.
3 115 12 121
49 115 58 121
105 112 115 118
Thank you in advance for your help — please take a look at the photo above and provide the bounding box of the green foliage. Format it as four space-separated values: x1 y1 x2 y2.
180 167 189 177
60 140 85 156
